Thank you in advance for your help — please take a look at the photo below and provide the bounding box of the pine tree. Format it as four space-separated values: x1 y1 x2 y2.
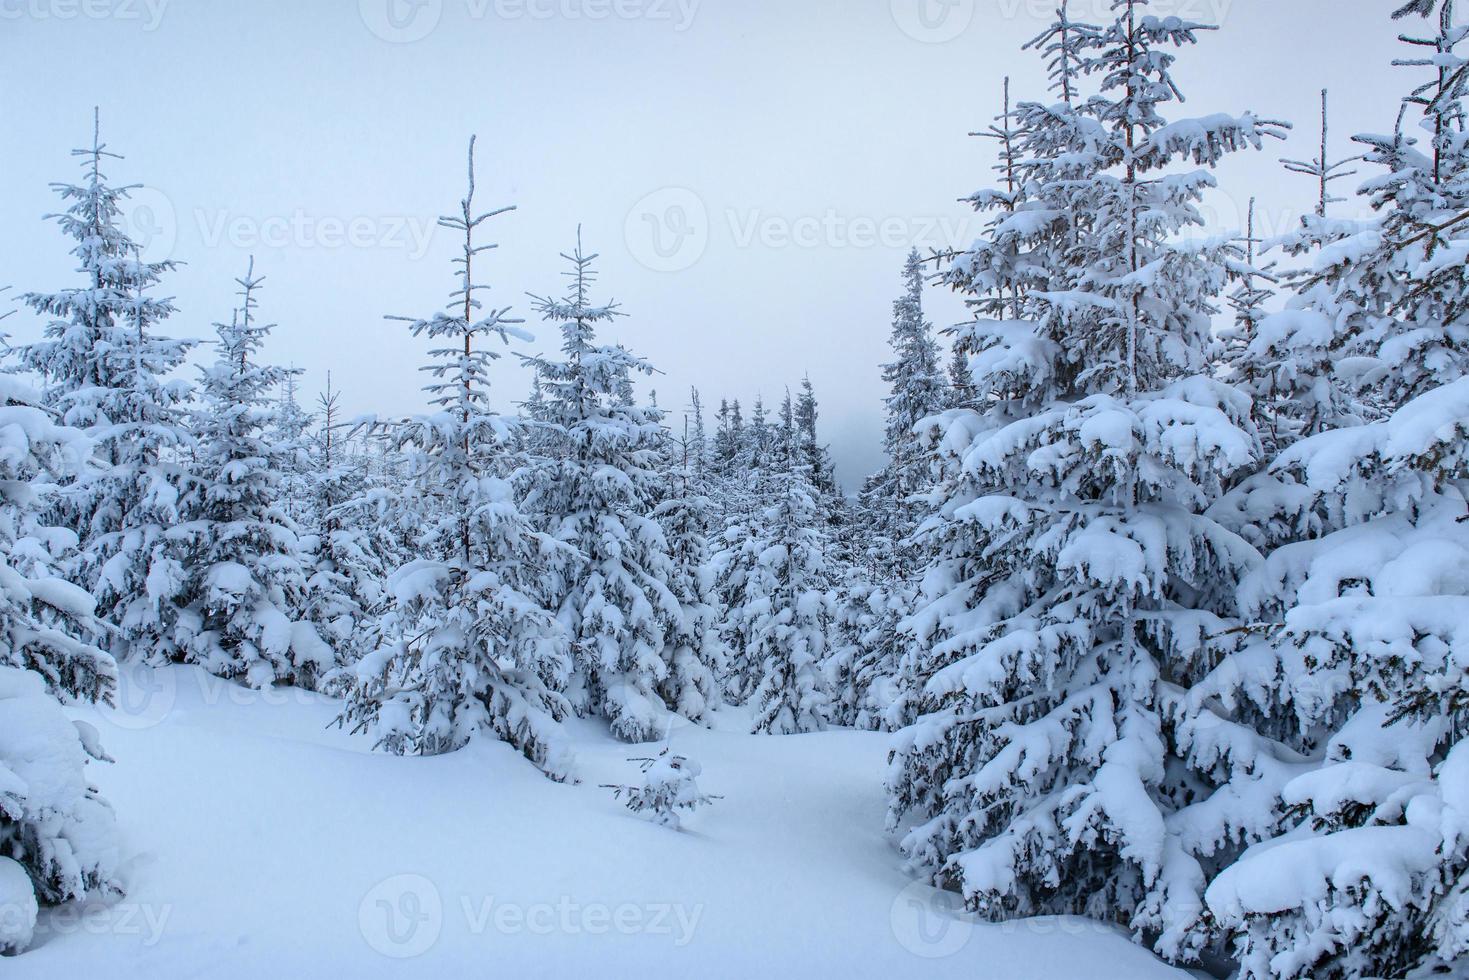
1242 89 1369 450
887 2 1284 963
687 387 709 483
827 565 912 731
652 402 725 723
1195 5 1469 976
20 111 197 662
710 387 784 703
1217 199 1281 448
743 461 833 735
1275 3 1469 422
172 261 328 688
0 353 121 953
339 139 571 776
859 248 947 576
838 250 950 728
298 376 382 682
1203 377 1469 979
793 377 837 500
521 232 683 744
271 369 314 526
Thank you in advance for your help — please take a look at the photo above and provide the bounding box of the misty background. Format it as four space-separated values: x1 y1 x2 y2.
0 0 1413 487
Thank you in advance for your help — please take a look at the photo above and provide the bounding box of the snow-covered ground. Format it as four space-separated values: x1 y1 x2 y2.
13 664 1189 979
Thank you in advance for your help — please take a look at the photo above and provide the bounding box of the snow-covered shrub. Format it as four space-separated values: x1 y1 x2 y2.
0 331 121 956
0 666 120 954
603 747 721 830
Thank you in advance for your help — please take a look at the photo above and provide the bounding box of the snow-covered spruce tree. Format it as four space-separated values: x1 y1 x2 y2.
1193 6 1469 976
834 250 948 730
733 458 834 735
857 248 947 578
1232 88 1370 457
521 234 682 744
339 139 572 776
20 111 197 663
298 376 384 683
270 370 314 527
827 567 912 731
792 377 842 528
886 2 1284 963
888 11 1102 750
0 364 115 704
650 403 724 724
172 261 330 689
1348 0 1469 415
1216 198 1281 448
1201 377 1469 979
711 397 743 484
1267 3 1469 425
0 666 120 955
687 387 710 483
0 359 120 953
709 388 790 704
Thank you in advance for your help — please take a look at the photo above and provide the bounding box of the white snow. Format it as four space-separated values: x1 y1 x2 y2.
0 856 38 954
12 664 1190 979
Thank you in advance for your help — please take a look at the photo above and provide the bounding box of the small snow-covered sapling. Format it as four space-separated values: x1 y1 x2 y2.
603 748 721 831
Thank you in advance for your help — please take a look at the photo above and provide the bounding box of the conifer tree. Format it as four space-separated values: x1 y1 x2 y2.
299 376 382 680
1241 89 1369 449
887 3 1284 962
521 233 683 743
0 350 121 953
271 370 314 526
858 249 947 576
741 460 834 735
21 111 196 661
340 139 572 774
1196 5 1469 975
173 261 328 688
652 403 725 723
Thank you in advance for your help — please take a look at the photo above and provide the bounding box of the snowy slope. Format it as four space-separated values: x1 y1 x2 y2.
11 665 1189 979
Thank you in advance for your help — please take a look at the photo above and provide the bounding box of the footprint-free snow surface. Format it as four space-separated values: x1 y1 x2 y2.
14 665 1189 978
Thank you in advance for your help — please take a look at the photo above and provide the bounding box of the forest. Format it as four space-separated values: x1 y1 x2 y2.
3 1 1469 977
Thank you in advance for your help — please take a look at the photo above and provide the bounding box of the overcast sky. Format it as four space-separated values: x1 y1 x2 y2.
0 0 1425 486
